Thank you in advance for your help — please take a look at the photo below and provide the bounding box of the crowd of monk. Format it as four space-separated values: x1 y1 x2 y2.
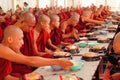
0 3 120 80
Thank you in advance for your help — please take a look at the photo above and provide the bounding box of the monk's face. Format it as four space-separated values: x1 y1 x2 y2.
41 19 50 31
54 18 60 28
71 20 79 26
24 19 36 32
10 31 24 52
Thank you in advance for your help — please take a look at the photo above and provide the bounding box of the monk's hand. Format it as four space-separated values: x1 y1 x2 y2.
55 48 63 51
58 58 73 70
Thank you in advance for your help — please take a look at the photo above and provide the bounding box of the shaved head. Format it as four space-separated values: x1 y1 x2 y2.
3 25 23 40
49 14 60 23
69 12 80 21
37 14 50 25
2 25 24 52
20 12 35 23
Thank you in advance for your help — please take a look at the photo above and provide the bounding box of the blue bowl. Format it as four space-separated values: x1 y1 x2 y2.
51 65 62 71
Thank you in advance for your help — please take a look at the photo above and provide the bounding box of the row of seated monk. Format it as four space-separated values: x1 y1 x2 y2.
0 4 120 80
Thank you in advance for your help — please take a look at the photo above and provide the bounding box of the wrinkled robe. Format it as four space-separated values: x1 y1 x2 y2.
75 17 86 32
50 28 63 46
0 58 12 80
12 30 36 77
36 30 52 58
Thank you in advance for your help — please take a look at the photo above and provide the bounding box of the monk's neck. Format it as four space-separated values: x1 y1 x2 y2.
34 25 42 32
50 25 54 30
1 42 9 47
14 21 25 31
66 20 71 26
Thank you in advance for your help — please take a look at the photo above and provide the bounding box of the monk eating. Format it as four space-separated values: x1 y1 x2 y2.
0 25 73 80
60 12 80 42
34 14 61 58
49 14 70 47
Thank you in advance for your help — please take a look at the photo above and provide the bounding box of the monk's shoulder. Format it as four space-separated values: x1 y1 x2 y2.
115 32 120 40
61 21 67 28
0 44 14 57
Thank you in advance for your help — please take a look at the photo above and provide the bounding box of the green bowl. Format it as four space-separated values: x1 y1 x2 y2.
88 42 99 47
71 60 84 71
78 41 87 48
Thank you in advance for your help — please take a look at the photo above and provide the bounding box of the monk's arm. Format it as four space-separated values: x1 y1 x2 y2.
113 32 120 54
33 36 47 56
5 75 19 80
47 39 61 50
0 48 65 67
84 18 105 24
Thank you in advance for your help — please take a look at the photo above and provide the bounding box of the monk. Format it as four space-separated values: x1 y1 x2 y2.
34 14 61 58
0 25 73 80
113 32 120 54
75 9 105 34
110 73 120 80
60 12 80 42
49 14 70 47
11 12 38 76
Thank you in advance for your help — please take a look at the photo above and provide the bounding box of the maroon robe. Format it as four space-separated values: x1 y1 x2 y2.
75 17 86 32
0 58 12 80
5 19 17 26
0 26 3 42
12 29 36 77
58 12 69 23
62 25 75 44
50 28 63 46
36 30 50 52
36 30 52 58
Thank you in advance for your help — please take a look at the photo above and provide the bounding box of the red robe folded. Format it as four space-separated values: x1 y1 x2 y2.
50 28 63 46
0 58 12 80
0 26 3 42
12 29 36 77
36 30 50 52
65 25 74 34
62 25 75 44
58 12 69 23
5 19 17 26
65 11 72 18
75 17 86 32
36 30 52 58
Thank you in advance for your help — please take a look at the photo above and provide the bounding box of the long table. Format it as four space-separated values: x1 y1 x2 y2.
33 25 117 80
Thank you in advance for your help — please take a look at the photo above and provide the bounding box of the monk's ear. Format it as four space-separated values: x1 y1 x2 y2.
7 36 13 43
40 22 44 25
51 22 55 25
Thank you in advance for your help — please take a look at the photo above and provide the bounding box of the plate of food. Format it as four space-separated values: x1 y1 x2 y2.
79 37 88 41
81 52 100 61
24 73 44 80
89 45 106 53
64 45 80 54
53 51 72 59
97 37 109 43
59 75 83 80
85 32 95 37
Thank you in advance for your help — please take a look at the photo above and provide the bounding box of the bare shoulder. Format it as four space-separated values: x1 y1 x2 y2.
61 21 67 28
0 44 15 58
115 32 120 39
